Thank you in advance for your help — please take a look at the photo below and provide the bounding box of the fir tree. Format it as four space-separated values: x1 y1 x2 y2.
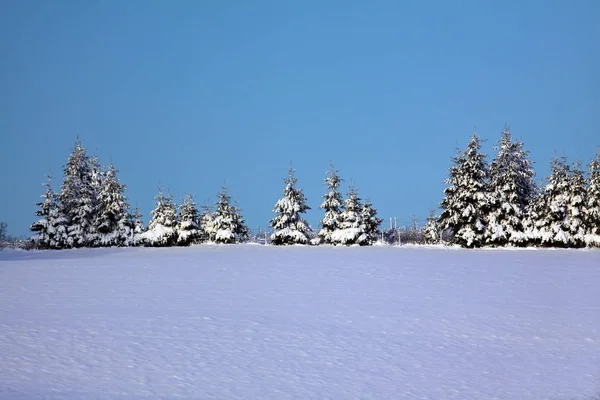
212 186 249 244
59 139 96 248
317 164 344 245
332 185 368 245
585 150 600 246
142 188 178 247
129 206 145 246
487 125 536 246
87 156 104 246
30 175 68 249
199 204 216 243
270 168 312 245
422 209 440 244
177 194 201 246
438 134 490 248
361 199 382 245
94 163 132 247
528 157 572 247
565 161 587 247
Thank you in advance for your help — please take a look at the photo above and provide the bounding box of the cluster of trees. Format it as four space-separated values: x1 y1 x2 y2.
30 141 383 249
429 125 600 248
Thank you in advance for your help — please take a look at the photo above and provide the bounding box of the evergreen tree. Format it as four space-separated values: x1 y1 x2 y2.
438 134 490 248
270 168 312 245
129 206 145 246
211 186 249 244
199 204 216 243
59 139 96 248
316 164 344 245
528 157 572 247
87 156 104 246
422 209 440 244
94 163 132 247
142 188 178 247
177 194 201 246
565 161 587 247
30 175 68 249
361 199 382 245
585 150 600 246
332 185 368 245
487 125 537 246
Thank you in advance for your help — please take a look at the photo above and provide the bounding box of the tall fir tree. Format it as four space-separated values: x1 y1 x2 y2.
331 185 368 245
211 186 249 244
59 139 96 248
270 168 312 245
94 163 132 247
487 125 537 246
177 194 201 246
30 175 68 249
360 199 382 245
585 150 600 246
142 188 179 247
438 133 490 248
317 164 344 245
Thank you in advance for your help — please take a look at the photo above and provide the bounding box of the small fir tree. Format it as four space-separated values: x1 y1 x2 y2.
142 188 178 247
270 168 312 245
30 175 68 249
422 209 440 244
316 164 344 245
332 185 368 245
361 199 383 245
212 186 249 244
177 194 201 246
94 163 132 247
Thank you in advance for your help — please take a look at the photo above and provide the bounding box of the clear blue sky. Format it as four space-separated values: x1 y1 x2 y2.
1 0 599 237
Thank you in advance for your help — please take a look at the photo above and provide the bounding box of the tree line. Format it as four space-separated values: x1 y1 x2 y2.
28 127 600 249
29 140 382 249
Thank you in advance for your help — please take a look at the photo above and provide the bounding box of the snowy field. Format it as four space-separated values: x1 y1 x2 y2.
1 245 599 400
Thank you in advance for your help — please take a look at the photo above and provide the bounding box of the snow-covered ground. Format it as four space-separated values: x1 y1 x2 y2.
1 245 599 400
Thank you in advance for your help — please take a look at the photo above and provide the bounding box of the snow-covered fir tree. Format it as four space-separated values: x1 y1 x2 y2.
585 150 600 246
331 185 368 245
269 168 312 245
527 157 572 247
487 125 537 246
564 161 587 247
141 188 178 247
129 206 145 245
87 155 103 246
438 134 490 248
199 204 216 243
211 186 249 244
59 139 97 248
177 194 201 246
316 164 344 245
30 175 68 249
422 209 440 244
94 163 133 247
360 198 382 245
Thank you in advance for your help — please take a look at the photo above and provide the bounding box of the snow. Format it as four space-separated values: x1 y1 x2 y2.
1 246 599 399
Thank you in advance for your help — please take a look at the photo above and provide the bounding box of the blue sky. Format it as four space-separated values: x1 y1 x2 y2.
1 0 599 237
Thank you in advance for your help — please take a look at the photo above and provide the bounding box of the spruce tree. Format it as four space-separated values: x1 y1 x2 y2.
270 168 312 245
565 161 587 247
422 209 440 244
177 194 201 246
487 125 536 246
30 175 68 249
585 150 600 246
199 204 216 243
332 185 368 245
529 157 572 247
438 134 490 248
94 163 132 247
129 206 146 246
142 188 178 247
317 164 344 245
59 139 96 248
212 186 248 244
361 199 382 245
